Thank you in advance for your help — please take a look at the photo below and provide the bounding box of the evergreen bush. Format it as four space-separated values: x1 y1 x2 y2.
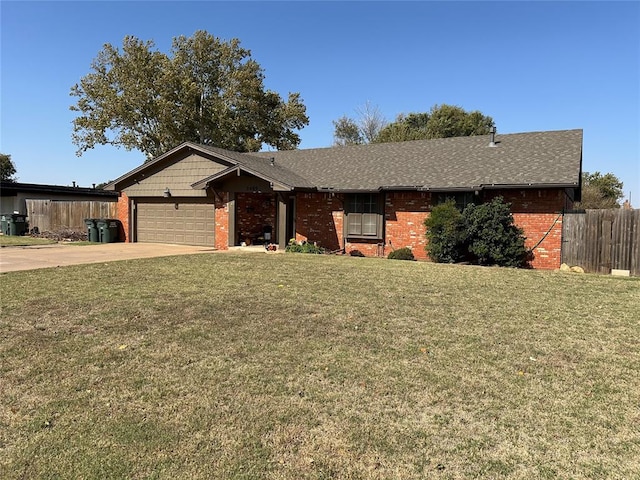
423 200 467 263
387 247 415 261
424 197 529 267
463 197 528 267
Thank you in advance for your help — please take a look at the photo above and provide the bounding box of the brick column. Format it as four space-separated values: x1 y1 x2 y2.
214 192 229 250
116 192 130 242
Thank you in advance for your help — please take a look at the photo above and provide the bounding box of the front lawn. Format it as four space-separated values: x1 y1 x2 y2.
1 253 638 479
0 236 57 247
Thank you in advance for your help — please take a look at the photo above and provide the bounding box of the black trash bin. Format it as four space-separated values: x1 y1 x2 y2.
84 218 99 242
7 214 27 236
97 219 120 243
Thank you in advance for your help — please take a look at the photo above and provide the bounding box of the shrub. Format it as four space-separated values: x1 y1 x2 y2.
285 239 325 254
387 247 415 261
423 200 467 263
463 197 528 267
424 196 529 268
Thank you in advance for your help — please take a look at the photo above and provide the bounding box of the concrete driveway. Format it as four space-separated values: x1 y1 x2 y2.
0 243 217 273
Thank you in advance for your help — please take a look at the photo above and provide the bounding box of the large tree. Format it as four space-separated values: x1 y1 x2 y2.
374 104 494 143
332 101 387 146
576 171 624 209
0 153 17 182
332 116 363 146
71 31 309 159
374 112 430 143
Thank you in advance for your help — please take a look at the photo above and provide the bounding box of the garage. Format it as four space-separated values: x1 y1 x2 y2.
136 201 215 246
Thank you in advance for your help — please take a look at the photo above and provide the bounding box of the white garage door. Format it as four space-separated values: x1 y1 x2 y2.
136 202 215 246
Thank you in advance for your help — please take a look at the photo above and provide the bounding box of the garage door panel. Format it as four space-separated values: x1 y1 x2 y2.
137 202 215 246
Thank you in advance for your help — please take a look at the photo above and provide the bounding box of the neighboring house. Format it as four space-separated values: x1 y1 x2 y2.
105 129 582 269
0 181 119 231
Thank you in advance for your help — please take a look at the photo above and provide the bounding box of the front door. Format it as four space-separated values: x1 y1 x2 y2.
286 196 296 244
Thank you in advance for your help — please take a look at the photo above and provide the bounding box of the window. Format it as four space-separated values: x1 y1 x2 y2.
345 193 383 238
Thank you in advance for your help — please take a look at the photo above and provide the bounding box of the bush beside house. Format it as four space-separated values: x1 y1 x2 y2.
424 197 528 268
387 247 415 261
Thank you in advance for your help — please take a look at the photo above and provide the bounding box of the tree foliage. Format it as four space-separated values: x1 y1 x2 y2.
71 31 309 159
375 104 494 143
332 101 387 146
424 196 528 268
374 113 430 143
0 153 17 182
332 116 364 146
576 171 624 209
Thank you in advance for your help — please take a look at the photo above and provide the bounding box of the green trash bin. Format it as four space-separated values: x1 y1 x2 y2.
7 214 27 236
84 218 99 242
97 219 120 243
0 214 8 235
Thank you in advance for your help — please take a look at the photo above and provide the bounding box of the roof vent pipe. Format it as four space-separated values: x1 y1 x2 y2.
270 157 275 166
489 126 497 147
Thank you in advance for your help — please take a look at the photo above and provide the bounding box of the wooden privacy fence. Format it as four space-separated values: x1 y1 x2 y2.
562 209 639 276
26 199 118 232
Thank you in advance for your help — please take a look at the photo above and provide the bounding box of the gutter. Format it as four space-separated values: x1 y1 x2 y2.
0 182 119 197
317 187 383 194
417 186 481 193
416 182 579 192
477 182 580 190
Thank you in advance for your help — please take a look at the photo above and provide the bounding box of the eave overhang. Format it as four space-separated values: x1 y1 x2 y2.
0 181 119 197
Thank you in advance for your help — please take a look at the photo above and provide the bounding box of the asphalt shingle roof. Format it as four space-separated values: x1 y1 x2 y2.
248 129 583 191
199 145 315 189
106 129 583 193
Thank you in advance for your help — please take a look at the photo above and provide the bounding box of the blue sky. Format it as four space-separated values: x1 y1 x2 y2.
2 1 639 202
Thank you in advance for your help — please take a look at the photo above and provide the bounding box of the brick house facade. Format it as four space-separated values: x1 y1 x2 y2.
106 129 582 270
285 189 571 269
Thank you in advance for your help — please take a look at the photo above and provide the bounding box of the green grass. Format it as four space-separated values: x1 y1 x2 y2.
1 253 639 479
0 236 57 247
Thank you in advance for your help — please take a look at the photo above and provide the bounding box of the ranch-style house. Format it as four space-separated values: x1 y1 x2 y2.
105 128 583 269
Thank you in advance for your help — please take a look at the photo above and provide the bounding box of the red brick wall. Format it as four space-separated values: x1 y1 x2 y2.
235 193 276 244
214 192 229 250
385 192 432 260
293 192 432 257
116 192 130 242
290 188 570 269
344 238 385 257
514 212 564 269
487 189 568 270
294 193 343 252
